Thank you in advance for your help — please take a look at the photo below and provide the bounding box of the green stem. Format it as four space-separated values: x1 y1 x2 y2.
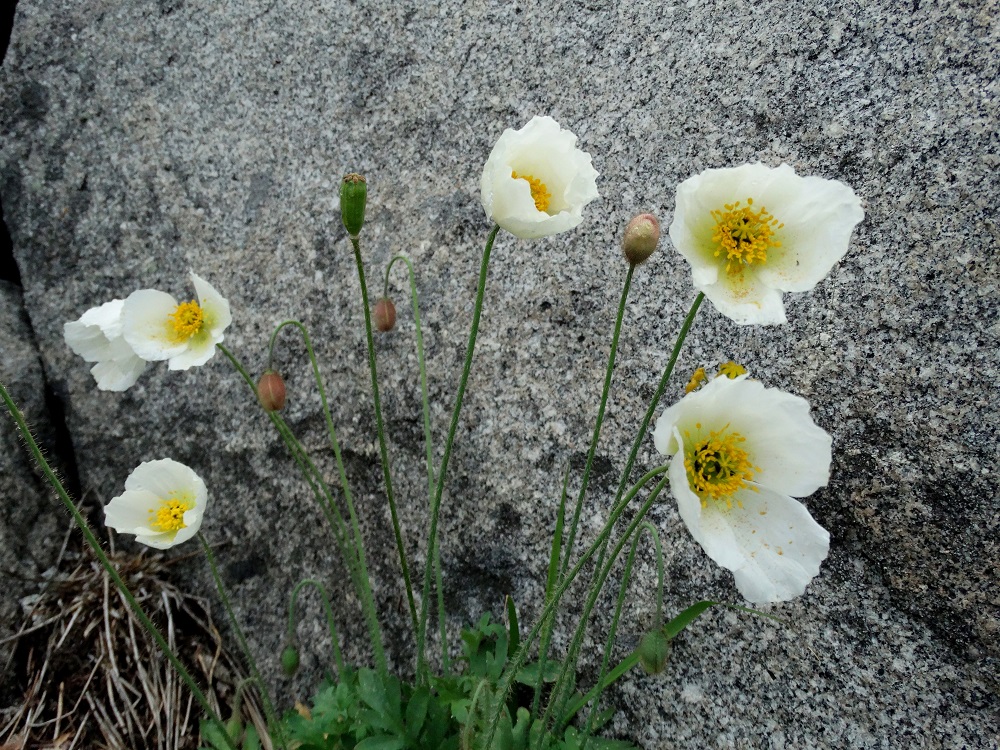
560 263 635 579
533 263 634 719
199 534 286 749
482 469 669 747
579 522 662 743
218 342 388 677
385 254 449 674
562 652 639 723
0 381 239 750
351 236 419 642
287 579 345 674
417 224 500 681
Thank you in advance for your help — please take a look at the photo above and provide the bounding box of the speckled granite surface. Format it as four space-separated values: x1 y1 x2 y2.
1 0 997 746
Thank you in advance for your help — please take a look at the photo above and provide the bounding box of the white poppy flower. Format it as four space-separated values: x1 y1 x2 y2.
480 115 600 239
64 299 147 391
104 458 208 549
653 374 832 603
122 272 231 370
669 163 863 325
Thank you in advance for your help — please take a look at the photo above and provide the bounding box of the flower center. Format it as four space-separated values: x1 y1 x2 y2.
711 198 783 273
169 300 204 342
684 426 760 508
148 494 194 533
512 171 552 213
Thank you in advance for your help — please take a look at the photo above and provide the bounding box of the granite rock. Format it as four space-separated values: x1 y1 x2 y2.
1 0 998 746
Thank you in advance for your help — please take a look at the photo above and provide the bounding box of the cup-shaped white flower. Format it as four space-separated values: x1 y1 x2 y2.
670 163 863 325
653 375 832 603
104 458 208 549
122 272 231 370
64 299 147 391
480 115 600 239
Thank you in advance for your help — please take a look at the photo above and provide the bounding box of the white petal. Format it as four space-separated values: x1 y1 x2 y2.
64 299 125 362
669 436 747 571
105 488 161 533
726 485 830 603
698 269 788 326
91 355 147 391
190 272 232 338
122 289 186 361
168 333 219 370
480 115 599 240
124 458 205 499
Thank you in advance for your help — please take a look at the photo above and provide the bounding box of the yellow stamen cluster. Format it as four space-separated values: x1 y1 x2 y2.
684 426 760 508
512 171 552 213
711 198 783 273
169 300 204 342
148 494 194 533
717 361 747 379
685 367 708 394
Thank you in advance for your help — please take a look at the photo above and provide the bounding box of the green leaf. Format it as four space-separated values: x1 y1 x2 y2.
506 595 520 657
663 600 718 639
405 686 430 741
243 725 260 750
546 464 571 601
355 736 405 750
515 660 560 685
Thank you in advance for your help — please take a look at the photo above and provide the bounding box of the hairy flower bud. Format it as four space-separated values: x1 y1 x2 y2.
622 213 661 265
637 630 670 674
281 645 300 676
257 370 287 412
373 298 397 332
340 173 368 237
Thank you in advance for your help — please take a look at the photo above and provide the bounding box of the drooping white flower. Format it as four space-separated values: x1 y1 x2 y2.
480 115 600 239
64 299 147 391
669 163 863 325
104 458 208 549
122 272 231 370
653 374 832 603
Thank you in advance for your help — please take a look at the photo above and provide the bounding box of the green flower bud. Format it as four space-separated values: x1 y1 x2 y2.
373 297 397 332
622 213 660 265
637 629 670 674
340 173 368 237
281 645 300 676
257 370 287 412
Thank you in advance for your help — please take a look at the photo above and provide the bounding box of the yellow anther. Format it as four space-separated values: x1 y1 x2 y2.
148 494 193 533
169 300 204 342
685 367 708 394
710 198 783 273
684 426 761 508
512 171 552 213
717 361 747 379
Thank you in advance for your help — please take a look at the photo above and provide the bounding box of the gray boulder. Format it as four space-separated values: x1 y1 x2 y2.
1 0 997 746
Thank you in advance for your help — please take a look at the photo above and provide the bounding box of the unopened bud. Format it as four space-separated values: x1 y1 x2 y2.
622 213 660 265
637 630 670 674
340 173 368 237
257 370 287 412
281 645 300 676
373 298 396 332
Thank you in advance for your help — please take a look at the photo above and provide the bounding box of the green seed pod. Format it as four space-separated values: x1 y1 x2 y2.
637 629 670 675
281 645 300 676
340 173 368 237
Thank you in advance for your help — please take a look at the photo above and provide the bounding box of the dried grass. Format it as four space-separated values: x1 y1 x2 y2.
0 525 268 750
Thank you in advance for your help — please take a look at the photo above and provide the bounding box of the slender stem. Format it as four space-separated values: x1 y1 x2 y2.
218 342 388 676
562 652 639 723
541 492 666 741
287 579 345 674
199 534 286 749
385 254 449 674
482 468 669 747
417 224 500 681
579 522 661 743
351 236 419 641
560 263 634 579
532 263 634 720
0 382 239 750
